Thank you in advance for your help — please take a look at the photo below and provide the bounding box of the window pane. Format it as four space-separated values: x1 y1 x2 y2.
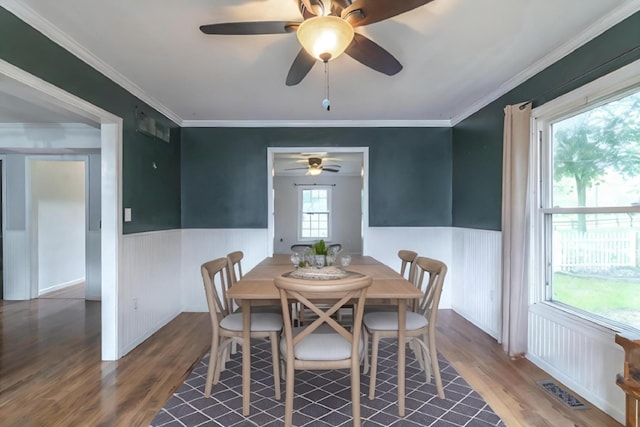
551 91 640 208
300 212 328 239
550 213 640 330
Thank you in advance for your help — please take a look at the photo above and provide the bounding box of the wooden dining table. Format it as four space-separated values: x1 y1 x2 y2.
226 254 423 417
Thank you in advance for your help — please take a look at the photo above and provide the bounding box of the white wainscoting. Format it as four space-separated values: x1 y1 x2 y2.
3 229 30 299
181 229 270 312
451 228 502 339
527 303 626 424
120 230 183 355
363 227 454 309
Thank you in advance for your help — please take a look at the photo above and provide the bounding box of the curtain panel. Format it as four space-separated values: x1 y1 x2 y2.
501 102 532 358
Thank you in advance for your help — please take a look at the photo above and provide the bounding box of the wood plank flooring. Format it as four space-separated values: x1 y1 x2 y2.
0 298 621 427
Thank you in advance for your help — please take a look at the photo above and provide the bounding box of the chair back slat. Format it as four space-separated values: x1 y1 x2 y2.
398 250 418 284
201 258 233 323
225 251 244 311
414 257 447 324
226 251 244 285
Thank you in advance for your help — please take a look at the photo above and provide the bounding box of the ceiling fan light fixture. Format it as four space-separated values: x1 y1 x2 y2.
296 16 354 62
308 164 323 176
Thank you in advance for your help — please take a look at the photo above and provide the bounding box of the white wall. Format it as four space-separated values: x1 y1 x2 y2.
120 230 183 355
273 174 363 255
451 228 502 339
527 304 626 423
181 228 270 312
31 160 85 294
2 154 29 299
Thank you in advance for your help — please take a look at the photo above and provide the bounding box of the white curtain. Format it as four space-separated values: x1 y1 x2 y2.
501 102 531 358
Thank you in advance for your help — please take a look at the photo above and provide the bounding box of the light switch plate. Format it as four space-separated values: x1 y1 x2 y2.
124 208 132 222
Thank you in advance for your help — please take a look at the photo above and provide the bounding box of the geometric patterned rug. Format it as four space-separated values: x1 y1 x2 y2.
151 338 505 427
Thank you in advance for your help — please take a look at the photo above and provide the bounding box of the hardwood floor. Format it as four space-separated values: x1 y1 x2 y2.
38 282 86 299
436 310 621 427
0 298 621 427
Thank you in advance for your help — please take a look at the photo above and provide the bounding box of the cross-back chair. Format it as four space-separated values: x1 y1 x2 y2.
201 257 282 398
363 256 447 400
275 274 372 427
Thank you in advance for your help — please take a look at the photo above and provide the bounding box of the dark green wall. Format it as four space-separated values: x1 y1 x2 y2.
181 127 452 228
0 7 181 233
8 5 636 233
452 11 640 231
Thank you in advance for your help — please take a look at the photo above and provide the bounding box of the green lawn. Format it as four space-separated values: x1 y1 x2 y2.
553 273 640 330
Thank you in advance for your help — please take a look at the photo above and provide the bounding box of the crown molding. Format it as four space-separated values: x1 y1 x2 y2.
1 0 183 125
181 119 452 128
449 0 640 126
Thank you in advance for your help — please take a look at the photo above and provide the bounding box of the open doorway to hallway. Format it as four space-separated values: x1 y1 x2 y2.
268 147 369 256
0 59 122 360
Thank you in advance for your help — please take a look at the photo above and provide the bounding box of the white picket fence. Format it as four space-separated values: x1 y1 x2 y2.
553 230 638 270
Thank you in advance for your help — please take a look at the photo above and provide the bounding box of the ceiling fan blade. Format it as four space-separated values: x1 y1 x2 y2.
341 0 434 27
323 164 342 168
286 48 317 86
285 167 310 170
199 21 299 35
300 0 325 16
323 168 340 172
345 33 402 76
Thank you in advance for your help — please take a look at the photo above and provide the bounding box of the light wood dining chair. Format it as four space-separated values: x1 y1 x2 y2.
363 256 447 400
363 249 419 325
201 258 282 399
275 274 372 427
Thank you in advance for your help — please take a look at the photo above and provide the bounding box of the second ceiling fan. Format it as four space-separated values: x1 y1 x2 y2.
200 0 435 86
286 157 341 175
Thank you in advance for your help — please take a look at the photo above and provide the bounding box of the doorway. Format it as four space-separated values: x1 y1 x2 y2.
267 147 369 256
30 159 87 298
0 59 122 360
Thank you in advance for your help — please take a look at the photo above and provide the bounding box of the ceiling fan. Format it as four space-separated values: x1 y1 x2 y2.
199 0 435 86
286 157 341 175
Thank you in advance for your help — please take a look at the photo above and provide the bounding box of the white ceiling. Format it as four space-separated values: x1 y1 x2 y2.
0 73 96 125
2 0 640 126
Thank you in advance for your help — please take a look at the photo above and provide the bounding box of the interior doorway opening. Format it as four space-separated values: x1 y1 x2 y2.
0 59 122 360
267 147 369 256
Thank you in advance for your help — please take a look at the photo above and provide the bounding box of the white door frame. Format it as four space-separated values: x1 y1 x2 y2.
0 59 122 360
267 146 369 255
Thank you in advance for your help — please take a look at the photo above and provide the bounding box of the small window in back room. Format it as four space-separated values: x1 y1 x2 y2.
299 187 331 240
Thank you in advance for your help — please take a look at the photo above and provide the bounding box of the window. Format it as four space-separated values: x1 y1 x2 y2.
299 187 331 240
536 82 640 332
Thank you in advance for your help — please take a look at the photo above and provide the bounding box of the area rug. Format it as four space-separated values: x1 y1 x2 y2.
151 339 505 427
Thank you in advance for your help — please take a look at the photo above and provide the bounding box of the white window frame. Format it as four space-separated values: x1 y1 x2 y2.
298 185 332 241
531 59 640 333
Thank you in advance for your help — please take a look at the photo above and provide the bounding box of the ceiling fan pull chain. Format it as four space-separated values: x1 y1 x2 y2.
322 60 331 111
